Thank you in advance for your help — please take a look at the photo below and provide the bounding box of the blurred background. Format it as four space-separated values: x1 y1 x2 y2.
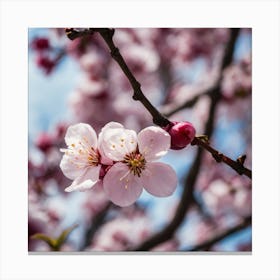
28 28 252 252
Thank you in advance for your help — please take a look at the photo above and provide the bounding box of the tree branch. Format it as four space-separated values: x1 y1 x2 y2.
97 28 170 127
79 202 112 250
186 215 252 251
192 137 252 179
164 84 218 117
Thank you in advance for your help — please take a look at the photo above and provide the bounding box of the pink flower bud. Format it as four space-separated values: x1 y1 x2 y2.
166 121 196 150
35 132 53 152
31 37 50 51
36 55 55 74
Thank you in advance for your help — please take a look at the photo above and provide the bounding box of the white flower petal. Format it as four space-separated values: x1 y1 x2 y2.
98 122 124 164
99 122 124 132
138 126 170 161
99 126 137 161
65 165 101 192
103 163 143 207
142 162 177 197
65 179 95 192
60 153 86 180
65 123 97 148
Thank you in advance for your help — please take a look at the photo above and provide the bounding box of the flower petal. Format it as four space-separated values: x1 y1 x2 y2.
103 162 143 207
99 122 124 132
60 153 86 180
138 126 170 161
98 123 123 165
65 123 97 148
142 162 177 197
99 125 137 161
65 165 101 192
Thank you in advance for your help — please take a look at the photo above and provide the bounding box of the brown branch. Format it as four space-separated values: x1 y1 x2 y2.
192 137 252 179
65 28 95 40
164 84 219 117
97 28 171 127
187 215 252 251
66 28 170 127
79 202 112 250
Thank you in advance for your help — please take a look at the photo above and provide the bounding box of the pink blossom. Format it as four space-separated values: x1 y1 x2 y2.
82 181 109 219
221 56 252 100
202 179 233 216
152 239 179 251
201 178 251 218
35 132 54 152
88 210 151 251
99 122 178 207
79 51 106 77
31 37 50 51
165 121 196 150
122 45 160 73
60 123 102 192
77 76 108 97
36 55 55 74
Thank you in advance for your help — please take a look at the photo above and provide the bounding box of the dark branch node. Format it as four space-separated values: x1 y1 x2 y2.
236 166 245 175
212 152 223 163
110 47 120 59
153 117 170 127
237 155 247 165
132 93 140 101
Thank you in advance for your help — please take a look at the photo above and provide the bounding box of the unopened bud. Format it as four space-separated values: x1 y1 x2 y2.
35 132 53 152
36 55 55 74
31 37 50 51
165 121 196 150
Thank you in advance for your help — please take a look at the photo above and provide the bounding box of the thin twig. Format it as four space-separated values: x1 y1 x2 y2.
65 28 95 40
186 215 252 251
79 203 112 250
192 137 252 179
164 84 218 117
97 28 171 127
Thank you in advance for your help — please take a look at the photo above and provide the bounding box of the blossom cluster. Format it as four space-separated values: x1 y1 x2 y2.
29 28 252 252
60 122 179 207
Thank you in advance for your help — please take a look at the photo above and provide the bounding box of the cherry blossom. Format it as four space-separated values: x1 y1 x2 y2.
99 122 178 207
31 37 50 51
60 123 102 192
36 55 55 74
29 28 252 252
88 209 150 251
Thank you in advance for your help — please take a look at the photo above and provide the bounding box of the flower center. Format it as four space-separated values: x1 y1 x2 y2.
123 152 146 177
86 147 100 166
66 141 100 168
